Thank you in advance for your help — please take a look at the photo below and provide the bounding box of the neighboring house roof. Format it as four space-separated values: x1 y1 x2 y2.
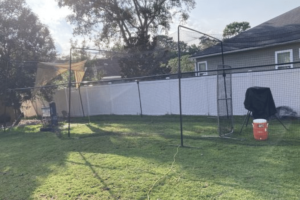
191 6 300 58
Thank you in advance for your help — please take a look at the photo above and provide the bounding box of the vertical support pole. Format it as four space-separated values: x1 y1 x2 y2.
3 103 7 132
68 48 72 137
229 65 234 131
220 42 225 66
221 42 229 118
136 80 143 117
178 26 184 147
3 61 9 132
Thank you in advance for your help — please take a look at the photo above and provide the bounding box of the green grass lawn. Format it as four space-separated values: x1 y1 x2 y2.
0 115 300 200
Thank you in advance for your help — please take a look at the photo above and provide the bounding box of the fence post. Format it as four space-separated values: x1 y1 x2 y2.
108 83 113 115
136 80 143 117
204 76 210 116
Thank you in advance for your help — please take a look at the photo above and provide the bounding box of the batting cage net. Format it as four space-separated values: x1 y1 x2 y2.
1 24 300 147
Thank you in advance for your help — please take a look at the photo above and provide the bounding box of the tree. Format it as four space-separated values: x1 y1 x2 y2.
168 55 194 73
57 0 196 48
166 42 199 73
118 36 172 77
57 0 196 77
223 22 251 39
199 36 219 50
0 0 56 114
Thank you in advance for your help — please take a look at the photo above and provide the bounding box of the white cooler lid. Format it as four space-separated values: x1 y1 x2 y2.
253 119 267 123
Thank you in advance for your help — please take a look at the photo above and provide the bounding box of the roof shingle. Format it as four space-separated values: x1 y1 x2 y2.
192 6 300 58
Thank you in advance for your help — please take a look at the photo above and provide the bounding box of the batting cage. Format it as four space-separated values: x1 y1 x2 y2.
1 24 300 148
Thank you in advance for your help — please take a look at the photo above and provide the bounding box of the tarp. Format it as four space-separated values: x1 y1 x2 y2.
33 60 87 95
244 87 277 120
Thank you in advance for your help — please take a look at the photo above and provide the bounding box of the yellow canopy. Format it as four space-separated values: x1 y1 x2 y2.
33 60 87 95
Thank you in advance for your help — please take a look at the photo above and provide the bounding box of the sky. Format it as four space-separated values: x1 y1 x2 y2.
25 0 300 55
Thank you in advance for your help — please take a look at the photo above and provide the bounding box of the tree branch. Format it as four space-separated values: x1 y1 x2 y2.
132 0 143 27
147 0 167 27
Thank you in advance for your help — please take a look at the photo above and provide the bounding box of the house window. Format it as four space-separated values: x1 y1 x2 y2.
275 49 293 69
196 61 208 76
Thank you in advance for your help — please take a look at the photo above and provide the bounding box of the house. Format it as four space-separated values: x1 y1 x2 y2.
191 6 300 74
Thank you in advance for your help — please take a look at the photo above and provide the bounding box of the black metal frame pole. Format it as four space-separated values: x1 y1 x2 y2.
67 47 109 131
68 48 72 137
220 42 229 119
3 60 9 132
178 26 184 147
220 42 225 66
3 103 7 132
136 80 143 117
178 25 229 140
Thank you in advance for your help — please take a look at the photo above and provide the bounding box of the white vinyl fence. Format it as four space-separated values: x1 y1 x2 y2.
23 69 300 117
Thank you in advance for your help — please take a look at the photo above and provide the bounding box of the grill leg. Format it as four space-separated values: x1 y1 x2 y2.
274 115 288 131
239 111 251 134
245 111 251 127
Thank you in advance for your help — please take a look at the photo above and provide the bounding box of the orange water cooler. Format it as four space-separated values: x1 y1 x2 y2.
252 119 268 140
